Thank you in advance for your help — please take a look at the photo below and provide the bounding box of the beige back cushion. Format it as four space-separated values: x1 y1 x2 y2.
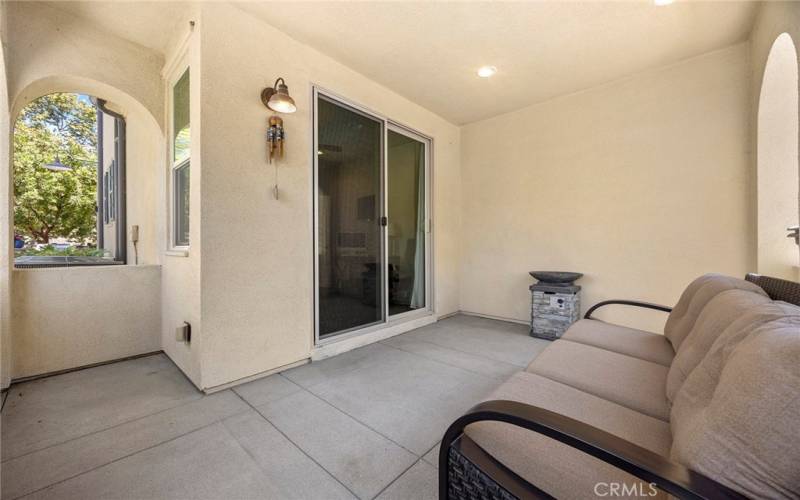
670 307 800 498
665 290 771 403
664 274 768 350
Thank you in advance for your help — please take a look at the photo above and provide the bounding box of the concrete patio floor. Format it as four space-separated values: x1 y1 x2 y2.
1 314 550 500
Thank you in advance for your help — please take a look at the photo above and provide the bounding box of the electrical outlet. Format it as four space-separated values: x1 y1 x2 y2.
131 225 139 243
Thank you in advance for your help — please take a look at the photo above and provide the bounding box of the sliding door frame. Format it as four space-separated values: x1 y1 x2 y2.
311 85 434 347
385 123 433 323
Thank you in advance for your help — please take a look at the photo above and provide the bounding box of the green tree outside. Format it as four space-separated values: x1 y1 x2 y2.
13 93 98 245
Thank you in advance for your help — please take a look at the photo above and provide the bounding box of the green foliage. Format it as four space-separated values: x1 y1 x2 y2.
15 245 106 257
13 93 98 244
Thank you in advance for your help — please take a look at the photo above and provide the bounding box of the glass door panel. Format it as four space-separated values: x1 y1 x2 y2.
387 129 426 316
317 96 384 338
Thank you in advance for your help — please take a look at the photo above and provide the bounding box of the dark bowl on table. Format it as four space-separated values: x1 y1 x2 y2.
529 271 583 284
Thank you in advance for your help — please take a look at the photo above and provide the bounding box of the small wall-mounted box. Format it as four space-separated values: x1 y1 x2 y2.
176 322 191 343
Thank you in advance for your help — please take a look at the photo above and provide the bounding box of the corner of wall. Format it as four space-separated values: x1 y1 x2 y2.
0 0 13 390
159 12 204 391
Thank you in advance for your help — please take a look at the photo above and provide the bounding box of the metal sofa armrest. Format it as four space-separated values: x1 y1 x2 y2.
584 300 672 320
439 400 744 500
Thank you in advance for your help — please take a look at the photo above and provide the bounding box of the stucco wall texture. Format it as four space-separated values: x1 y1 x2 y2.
1 2 797 391
460 44 753 334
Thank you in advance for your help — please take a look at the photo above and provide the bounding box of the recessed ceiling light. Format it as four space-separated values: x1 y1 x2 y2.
654 0 674 5
477 66 497 78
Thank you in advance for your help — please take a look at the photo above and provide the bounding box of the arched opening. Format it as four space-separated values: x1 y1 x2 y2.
10 76 164 267
12 93 117 264
757 33 800 281
8 76 165 380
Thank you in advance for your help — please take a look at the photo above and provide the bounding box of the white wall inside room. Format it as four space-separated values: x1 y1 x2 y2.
10 266 161 379
757 33 799 281
197 3 461 390
460 44 752 334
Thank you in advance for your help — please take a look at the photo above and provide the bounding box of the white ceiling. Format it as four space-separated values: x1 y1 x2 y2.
40 1 759 125
40 1 189 55
236 1 758 124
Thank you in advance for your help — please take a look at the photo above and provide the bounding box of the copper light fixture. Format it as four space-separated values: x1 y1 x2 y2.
261 77 296 200
261 77 296 114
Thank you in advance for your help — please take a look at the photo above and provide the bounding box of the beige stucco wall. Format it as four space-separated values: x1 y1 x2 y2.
1 0 11 389
750 3 800 282
126 113 163 265
3 1 792 391
460 44 752 333
5 2 163 130
756 33 799 280
99 107 162 265
10 266 161 379
160 15 203 388
3 2 168 381
196 3 461 390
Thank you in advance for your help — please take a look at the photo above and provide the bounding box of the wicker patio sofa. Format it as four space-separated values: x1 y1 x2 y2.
440 273 800 499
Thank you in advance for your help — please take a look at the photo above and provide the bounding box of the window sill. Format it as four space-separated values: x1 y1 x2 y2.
165 249 189 258
14 257 125 269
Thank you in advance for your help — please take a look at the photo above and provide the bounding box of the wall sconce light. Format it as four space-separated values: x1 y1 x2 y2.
261 77 296 200
261 77 296 114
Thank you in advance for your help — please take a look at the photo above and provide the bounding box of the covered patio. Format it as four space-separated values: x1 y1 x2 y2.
1 1 800 498
2 315 548 500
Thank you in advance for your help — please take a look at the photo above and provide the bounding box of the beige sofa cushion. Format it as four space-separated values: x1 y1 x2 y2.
663 274 767 351
562 319 675 366
526 340 670 420
670 310 800 498
665 289 771 403
466 371 671 499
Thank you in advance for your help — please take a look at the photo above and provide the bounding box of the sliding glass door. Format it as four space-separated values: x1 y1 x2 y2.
316 96 384 337
387 128 426 316
314 90 430 341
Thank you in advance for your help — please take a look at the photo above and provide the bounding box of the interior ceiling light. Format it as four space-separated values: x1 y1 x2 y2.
477 66 497 78
654 0 674 5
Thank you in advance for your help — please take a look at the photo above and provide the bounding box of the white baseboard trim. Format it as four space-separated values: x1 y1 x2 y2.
436 310 460 321
458 310 529 326
312 314 438 361
202 358 310 394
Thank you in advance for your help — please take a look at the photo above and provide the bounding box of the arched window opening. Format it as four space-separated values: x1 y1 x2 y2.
13 93 126 267
757 33 800 281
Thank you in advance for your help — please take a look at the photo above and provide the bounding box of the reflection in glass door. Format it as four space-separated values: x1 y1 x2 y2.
387 128 426 316
316 96 384 337
315 90 430 341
